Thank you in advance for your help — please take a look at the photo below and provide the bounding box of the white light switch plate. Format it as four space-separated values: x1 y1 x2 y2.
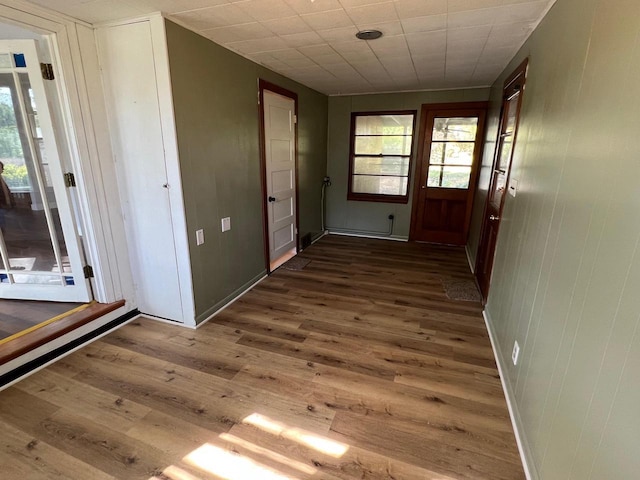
196 229 204 245
512 341 520 365
509 178 518 197
221 217 231 232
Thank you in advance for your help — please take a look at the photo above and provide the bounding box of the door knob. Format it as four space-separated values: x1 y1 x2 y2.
489 215 500 221
268 196 276 202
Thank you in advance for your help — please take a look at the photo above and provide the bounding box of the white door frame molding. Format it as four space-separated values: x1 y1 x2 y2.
0 0 134 305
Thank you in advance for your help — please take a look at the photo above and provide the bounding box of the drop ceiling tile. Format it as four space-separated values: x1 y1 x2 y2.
359 21 404 36
339 0 391 7
316 26 359 43
235 0 297 22
173 3 253 30
367 34 409 55
394 0 447 19
448 25 492 43
331 39 373 54
494 0 550 24
36 0 555 95
202 22 274 43
331 41 377 61
344 2 398 25
314 53 351 66
323 62 362 77
405 30 447 55
138 0 229 14
416 63 445 78
447 8 498 28
400 14 447 34
281 31 325 47
447 0 502 13
283 0 343 14
298 44 337 56
301 9 355 29
227 36 289 54
260 15 311 35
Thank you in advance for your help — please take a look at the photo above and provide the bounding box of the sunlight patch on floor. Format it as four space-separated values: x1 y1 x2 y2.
184 443 298 480
243 413 349 458
219 433 317 475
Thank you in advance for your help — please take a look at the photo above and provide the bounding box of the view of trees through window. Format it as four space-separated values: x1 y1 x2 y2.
427 116 478 189
350 112 415 202
0 86 28 190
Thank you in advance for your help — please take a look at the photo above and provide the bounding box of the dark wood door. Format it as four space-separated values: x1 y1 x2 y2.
475 59 529 300
410 103 487 245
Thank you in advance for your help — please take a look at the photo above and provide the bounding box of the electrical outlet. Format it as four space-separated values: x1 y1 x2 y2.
196 229 205 246
221 217 231 232
512 341 520 365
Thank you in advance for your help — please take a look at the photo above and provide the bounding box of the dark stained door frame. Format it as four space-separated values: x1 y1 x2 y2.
409 102 488 245
475 58 529 302
258 79 299 274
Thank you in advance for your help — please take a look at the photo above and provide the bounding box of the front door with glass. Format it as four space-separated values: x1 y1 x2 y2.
0 39 91 302
410 102 488 245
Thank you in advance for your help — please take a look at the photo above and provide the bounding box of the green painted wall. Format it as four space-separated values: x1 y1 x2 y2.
326 89 490 239
164 20 328 322
467 0 640 478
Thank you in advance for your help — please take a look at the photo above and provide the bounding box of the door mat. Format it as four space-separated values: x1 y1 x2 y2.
281 256 311 271
442 279 482 302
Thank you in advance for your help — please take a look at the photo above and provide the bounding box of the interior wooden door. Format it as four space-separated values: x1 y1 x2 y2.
410 103 487 245
261 86 297 268
475 59 529 301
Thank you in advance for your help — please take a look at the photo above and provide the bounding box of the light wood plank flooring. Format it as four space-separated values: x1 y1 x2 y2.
0 235 525 479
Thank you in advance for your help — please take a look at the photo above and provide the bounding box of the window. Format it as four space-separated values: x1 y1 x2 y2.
348 111 416 203
427 117 479 189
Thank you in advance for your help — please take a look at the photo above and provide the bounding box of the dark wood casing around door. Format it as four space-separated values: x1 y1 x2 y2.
475 59 529 301
410 102 488 245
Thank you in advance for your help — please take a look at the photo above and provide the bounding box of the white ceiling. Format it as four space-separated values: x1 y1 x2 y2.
24 0 555 95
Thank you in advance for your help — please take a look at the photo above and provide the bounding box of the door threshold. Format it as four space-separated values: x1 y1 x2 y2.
270 247 297 272
0 299 125 366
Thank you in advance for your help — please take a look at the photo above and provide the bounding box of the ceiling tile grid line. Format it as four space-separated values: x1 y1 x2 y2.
21 0 557 94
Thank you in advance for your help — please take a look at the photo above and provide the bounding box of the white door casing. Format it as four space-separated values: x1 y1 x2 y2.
0 39 91 302
263 90 297 263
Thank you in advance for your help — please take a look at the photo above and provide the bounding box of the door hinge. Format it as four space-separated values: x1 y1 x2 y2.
64 172 76 187
292 114 297 124
40 63 55 80
83 265 94 279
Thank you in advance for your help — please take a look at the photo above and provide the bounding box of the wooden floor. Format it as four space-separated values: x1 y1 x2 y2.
0 235 525 480
0 299 82 341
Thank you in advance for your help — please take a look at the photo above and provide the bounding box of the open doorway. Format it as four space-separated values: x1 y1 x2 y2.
0 21 94 357
258 80 299 273
0 34 91 302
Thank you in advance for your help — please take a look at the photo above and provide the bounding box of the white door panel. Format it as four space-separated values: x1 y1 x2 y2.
97 23 183 321
264 90 296 263
0 39 91 301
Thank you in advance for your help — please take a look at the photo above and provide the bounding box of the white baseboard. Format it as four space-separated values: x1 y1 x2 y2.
482 309 538 480
328 230 408 242
465 244 476 274
193 272 268 329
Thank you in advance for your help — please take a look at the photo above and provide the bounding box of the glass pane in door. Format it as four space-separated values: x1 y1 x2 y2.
0 70 69 285
427 116 478 189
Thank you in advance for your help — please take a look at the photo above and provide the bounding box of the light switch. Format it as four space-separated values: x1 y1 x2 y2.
221 217 231 232
509 178 518 197
196 229 205 245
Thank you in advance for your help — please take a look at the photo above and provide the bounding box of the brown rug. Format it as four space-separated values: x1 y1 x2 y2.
281 256 311 271
442 279 482 302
